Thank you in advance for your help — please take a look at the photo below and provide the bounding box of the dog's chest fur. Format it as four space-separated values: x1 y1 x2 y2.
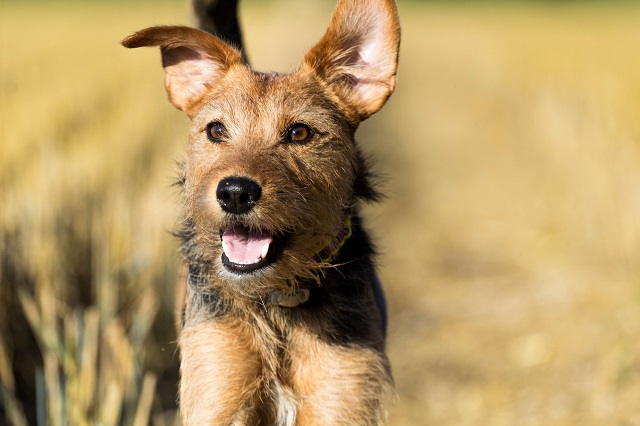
180 215 389 424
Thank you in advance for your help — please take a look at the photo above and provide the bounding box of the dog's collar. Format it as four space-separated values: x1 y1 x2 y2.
312 215 353 263
270 215 352 308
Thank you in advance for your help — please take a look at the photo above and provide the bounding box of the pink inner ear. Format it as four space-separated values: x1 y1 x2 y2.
356 15 394 72
162 46 225 114
304 0 399 120
347 17 397 100
337 35 396 117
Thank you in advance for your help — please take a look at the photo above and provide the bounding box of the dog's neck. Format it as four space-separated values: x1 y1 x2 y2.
270 214 353 308
312 214 353 264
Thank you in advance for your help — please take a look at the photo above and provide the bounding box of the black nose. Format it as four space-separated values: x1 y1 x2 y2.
216 177 262 214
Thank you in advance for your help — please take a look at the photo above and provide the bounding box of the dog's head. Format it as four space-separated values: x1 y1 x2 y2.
123 0 400 296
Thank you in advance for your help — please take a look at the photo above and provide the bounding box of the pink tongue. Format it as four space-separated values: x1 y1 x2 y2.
222 226 273 264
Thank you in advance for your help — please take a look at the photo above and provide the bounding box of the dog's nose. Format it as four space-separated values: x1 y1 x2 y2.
216 177 262 214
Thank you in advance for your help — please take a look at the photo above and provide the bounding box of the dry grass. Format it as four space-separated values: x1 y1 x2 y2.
2 1 640 425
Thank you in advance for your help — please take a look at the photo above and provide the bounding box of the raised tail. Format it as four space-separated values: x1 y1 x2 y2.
189 0 248 62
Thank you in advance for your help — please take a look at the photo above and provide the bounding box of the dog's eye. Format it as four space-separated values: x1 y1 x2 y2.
206 122 227 142
286 124 314 143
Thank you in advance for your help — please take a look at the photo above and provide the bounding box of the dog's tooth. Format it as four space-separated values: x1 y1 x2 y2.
261 242 270 260
222 240 229 255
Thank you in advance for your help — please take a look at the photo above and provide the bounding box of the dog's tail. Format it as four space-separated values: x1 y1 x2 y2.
189 0 248 62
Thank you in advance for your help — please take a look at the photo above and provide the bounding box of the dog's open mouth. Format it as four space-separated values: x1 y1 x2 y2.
220 225 286 273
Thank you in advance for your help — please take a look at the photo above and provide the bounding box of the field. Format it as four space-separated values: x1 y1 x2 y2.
2 0 640 424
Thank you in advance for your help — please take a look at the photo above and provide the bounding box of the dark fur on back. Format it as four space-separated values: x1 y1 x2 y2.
190 0 247 60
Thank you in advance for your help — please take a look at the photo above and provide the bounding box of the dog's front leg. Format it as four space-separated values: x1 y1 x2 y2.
179 318 262 425
289 328 393 426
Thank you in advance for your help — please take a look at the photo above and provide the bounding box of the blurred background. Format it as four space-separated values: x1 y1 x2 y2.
2 0 640 424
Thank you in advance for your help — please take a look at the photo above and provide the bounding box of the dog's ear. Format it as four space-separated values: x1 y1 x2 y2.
122 26 243 116
304 0 400 121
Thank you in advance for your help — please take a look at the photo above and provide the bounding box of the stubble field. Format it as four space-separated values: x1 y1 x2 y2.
2 1 640 424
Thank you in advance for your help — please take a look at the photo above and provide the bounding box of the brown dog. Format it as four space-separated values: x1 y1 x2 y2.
122 0 400 423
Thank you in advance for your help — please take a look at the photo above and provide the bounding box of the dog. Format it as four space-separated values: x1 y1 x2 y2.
122 0 400 423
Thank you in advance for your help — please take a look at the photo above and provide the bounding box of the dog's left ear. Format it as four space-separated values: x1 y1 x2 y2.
304 0 400 122
122 26 243 116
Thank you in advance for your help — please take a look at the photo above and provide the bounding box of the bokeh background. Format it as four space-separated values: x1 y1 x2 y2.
2 0 640 424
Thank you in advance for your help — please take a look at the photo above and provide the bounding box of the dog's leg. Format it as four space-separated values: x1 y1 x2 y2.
289 328 393 426
179 318 262 425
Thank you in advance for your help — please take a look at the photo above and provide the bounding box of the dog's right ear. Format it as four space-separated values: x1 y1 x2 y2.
303 0 400 122
122 26 243 116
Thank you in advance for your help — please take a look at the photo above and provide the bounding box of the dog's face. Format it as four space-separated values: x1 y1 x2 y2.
123 0 400 296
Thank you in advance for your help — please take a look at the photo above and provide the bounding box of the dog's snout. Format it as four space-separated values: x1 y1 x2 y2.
216 177 262 214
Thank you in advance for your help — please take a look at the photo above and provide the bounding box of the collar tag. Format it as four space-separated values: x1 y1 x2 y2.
270 289 310 308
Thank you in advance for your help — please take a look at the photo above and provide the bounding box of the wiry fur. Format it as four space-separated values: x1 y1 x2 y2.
122 0 400 424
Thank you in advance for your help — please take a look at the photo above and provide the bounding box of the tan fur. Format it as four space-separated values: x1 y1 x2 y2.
288 327 393 425
179 318 263 424
175 263 188 331
122 0 400 423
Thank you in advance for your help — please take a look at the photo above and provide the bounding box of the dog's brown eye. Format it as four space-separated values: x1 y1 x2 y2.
286 124 313 143
206 122 227 142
